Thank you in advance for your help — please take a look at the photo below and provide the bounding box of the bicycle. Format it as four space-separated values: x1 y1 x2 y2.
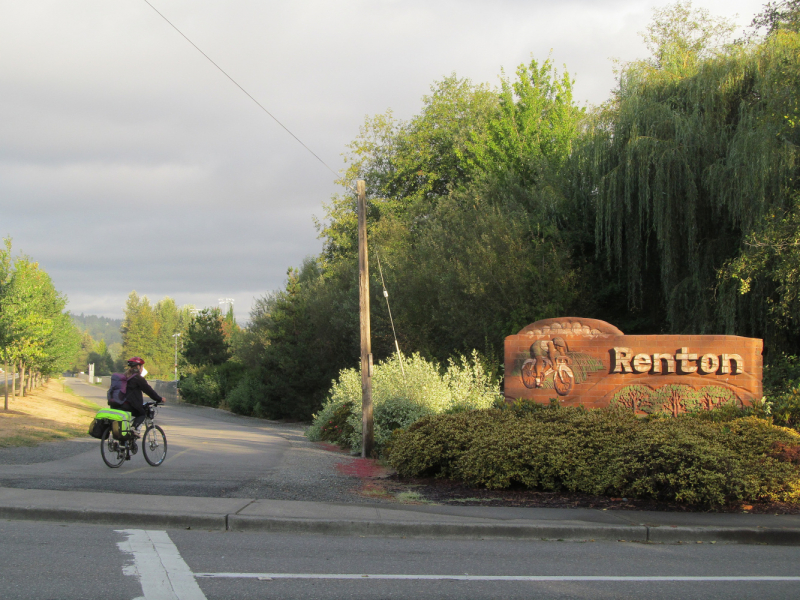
100 401 168 468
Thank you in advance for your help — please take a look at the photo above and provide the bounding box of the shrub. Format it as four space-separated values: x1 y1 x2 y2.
226 375 269 417
764 353 800 396
317 401 355 445
306 351 501 454
386 406 800 506
178 370 223 407
759 353 800 431
767 388 800 431
178 361 246 408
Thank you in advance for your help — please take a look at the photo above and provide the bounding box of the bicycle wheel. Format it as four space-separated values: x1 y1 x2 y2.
142 425 168 466
521 359 538 389
101 427 125 468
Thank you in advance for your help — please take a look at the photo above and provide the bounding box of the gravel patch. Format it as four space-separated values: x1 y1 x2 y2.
171 402 386 503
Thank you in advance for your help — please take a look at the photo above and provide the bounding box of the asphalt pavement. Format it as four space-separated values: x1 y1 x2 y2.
0 377 362 501
2 520 800 600
2 378 800 546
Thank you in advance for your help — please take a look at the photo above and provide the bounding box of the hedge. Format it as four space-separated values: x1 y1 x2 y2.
386 405 800 506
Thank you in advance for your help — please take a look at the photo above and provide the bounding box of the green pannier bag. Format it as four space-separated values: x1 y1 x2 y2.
90 408 132 440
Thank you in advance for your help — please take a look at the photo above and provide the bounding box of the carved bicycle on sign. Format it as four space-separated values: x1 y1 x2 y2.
521 337 576 395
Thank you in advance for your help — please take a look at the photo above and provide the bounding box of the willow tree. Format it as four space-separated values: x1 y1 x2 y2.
580 3 799 341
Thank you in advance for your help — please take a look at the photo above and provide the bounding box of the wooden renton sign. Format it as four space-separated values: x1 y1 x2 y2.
504 317 763 414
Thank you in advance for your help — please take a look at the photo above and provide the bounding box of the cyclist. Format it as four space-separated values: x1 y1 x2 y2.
119 357 164 436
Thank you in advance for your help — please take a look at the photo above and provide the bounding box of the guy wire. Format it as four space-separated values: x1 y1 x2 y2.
374 249 408 387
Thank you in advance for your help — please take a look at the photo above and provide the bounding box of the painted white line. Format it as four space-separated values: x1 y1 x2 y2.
194 573 800 582
117 529 208 600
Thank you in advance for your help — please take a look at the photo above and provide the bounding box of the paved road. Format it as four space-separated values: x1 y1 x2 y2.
0 378 360 501
2 520 799 600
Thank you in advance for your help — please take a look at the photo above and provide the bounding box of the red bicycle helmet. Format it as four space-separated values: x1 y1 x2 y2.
127 357 145 366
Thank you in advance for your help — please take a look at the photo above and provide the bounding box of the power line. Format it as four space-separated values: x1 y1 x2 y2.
140 0 343 184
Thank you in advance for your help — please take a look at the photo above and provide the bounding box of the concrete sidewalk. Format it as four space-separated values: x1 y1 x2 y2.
2 486 800 545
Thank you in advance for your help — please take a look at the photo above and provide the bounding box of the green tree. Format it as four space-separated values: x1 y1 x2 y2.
580 5 800 341
321 76 498 265
380 182 582 366
245 263 357 420
120 292 193 378
71 331 95 373
183 308 230 367
0 243 80 392
87 339 115 376
121 292 157 362
152 297 191 377
0 239 13 393
639 1 735 72
751 0 800 36
465 57 583 190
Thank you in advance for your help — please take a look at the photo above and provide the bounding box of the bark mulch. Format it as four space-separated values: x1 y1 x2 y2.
385 474 800 515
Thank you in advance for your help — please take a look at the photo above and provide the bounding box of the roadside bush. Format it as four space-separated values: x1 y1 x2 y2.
178 370 222 407
769 388 800 431
178 361 246 408
759 353 800 431
306 351 501 454
226 375 269 417
386 406 800 506
764 353 800 396
317 401 356 444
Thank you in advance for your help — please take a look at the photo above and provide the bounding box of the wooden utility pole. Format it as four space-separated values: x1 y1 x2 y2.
3 355 8 411
357 179 374 458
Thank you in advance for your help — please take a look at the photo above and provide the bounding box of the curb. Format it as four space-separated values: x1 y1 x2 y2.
2 506 800 545
647 525 800 545
0 507 227 531
226 515 647 541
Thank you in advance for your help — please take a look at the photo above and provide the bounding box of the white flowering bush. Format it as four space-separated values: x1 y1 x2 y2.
306 351 501 454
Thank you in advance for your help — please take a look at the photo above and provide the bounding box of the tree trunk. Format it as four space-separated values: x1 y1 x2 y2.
11 362 15 397
3 356 8 411
19 362 25 397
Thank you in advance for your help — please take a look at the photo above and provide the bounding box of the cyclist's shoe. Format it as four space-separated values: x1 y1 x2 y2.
132 428 142 439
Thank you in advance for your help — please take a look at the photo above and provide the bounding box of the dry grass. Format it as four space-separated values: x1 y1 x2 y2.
0 379 103 447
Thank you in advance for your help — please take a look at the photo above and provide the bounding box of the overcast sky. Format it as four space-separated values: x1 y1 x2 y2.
0 0 767 321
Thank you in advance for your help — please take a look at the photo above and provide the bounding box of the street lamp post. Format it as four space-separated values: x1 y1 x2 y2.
172 333 181 381
219 298 234 317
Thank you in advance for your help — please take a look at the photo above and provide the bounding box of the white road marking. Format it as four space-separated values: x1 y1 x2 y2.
194 573 800 582
117 529 208 600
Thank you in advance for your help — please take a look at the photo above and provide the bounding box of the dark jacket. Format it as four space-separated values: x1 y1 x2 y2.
124 373 163 412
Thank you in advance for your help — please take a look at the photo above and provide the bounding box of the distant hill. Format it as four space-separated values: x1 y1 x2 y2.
71 314 123 346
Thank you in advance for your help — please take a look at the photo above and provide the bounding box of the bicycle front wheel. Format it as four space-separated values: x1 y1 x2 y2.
142 425 168 466
101 427 125 468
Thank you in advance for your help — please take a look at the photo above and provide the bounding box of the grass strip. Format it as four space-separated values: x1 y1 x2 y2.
0 379 103 448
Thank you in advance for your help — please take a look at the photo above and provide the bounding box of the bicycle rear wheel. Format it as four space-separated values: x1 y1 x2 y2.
142 425 167 466
101 427 125 468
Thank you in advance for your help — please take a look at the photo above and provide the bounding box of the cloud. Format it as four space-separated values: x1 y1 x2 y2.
0 0 766 320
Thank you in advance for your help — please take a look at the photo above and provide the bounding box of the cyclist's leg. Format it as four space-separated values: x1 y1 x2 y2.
120 400 146 428
116 401 145 436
